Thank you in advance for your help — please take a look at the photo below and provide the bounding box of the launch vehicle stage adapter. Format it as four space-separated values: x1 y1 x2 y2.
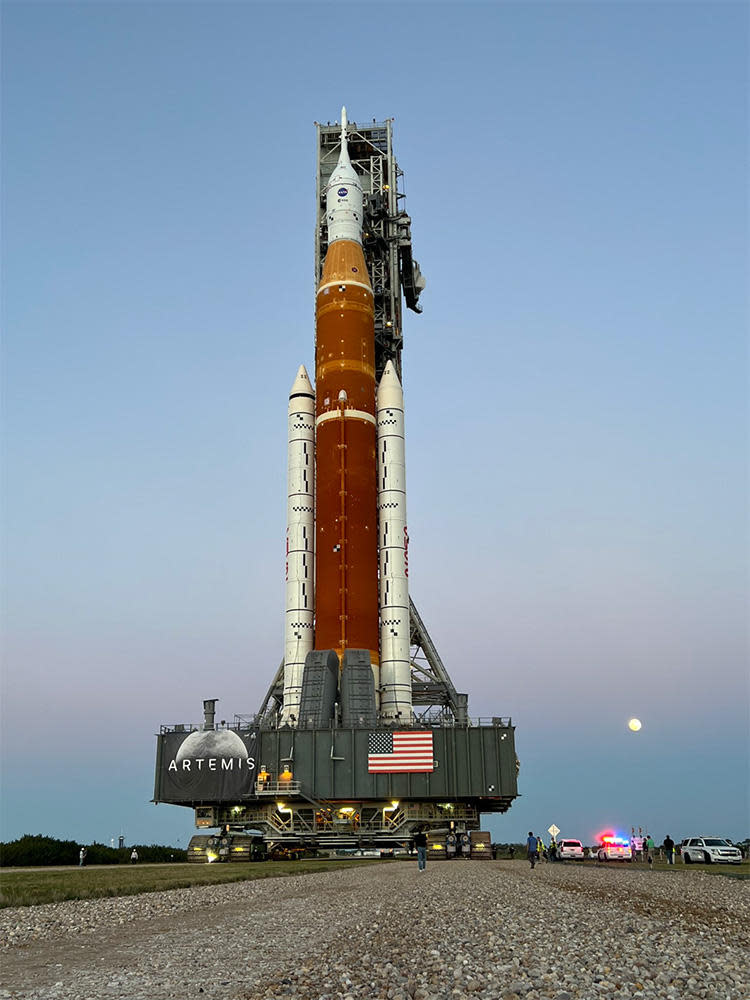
154 110 518 850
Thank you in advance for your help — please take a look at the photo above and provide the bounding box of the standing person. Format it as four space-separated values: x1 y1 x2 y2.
527 832 538 869
130 848 139 865
537 836 545 862
549 838 558 862
663 834 675 865
413 829 427 872
79 846 87 867
509 844 516 861
645 834 654 863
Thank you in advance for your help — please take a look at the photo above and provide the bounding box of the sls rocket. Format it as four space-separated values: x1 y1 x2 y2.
282 108 412 726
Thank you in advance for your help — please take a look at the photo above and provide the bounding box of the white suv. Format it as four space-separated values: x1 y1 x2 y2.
681 837 742 865
557 839 584 860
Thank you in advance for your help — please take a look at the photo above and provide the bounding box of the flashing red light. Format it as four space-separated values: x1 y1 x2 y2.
597 830 629 846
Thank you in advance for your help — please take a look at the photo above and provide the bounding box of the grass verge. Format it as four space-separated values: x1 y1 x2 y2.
0 860 378 909
518 858 750 880
597 859 750 879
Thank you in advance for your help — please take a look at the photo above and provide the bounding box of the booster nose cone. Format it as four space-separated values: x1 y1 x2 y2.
325 105 363 246
376 360 403 409
290 364 314 399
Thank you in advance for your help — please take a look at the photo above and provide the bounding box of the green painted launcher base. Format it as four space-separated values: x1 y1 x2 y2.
154 720 518 846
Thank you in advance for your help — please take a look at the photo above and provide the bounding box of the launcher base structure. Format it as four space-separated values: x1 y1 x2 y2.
155 707 516 850
153 113 518 852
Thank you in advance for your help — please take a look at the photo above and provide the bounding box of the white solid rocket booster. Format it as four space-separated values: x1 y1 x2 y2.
377 360 413 721
282 365 315 725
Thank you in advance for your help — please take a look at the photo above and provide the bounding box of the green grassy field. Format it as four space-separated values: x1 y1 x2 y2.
620 859 750 879
0 859 378 909
502 857 750 879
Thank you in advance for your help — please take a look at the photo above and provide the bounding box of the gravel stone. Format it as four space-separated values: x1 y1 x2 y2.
0 861 748 999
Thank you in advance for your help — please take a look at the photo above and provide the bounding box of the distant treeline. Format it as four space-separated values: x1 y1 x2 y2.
0 834 187 867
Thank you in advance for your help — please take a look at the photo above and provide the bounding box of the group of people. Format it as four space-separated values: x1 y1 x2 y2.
632 834 676 864
632 834 656 863
525 832 559 867
630 833 678 865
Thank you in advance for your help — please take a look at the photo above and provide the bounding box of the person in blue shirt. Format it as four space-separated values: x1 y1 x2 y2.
526 831 538 869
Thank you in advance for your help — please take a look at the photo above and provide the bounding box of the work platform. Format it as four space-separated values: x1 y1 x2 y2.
154 716 517 847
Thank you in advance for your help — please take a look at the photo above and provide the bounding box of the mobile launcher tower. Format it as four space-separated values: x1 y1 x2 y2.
153 111 518 850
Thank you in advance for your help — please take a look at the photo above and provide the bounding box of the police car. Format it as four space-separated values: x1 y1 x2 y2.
597 834 632 862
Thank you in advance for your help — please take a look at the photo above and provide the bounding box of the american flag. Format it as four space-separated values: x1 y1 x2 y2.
368 731 434 773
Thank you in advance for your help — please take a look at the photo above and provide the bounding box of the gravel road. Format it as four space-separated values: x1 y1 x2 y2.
1 861 748 1000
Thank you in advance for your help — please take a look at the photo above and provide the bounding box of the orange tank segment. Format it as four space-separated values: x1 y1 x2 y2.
315 296 376 411
316 242 375 420
314 238 379 666
314 414 380 659
319 239 373 287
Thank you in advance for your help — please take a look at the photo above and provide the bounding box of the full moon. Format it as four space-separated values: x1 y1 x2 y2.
628 718 642 732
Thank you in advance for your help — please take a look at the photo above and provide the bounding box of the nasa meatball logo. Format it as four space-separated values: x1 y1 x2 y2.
337 187 348 197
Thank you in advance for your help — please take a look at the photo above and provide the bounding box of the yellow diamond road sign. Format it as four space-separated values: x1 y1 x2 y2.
548 824 560 838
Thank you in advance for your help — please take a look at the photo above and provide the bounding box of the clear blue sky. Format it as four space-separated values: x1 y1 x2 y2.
2 1 747 849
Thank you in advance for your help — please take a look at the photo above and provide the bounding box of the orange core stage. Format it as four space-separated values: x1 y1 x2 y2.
314 239 379 666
